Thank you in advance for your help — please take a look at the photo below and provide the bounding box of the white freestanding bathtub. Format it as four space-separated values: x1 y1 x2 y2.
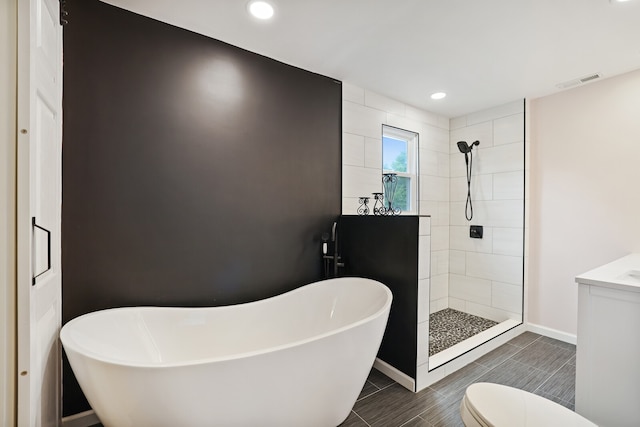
60 277 392 427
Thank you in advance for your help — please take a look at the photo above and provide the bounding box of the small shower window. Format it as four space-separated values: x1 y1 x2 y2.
382 125 418 213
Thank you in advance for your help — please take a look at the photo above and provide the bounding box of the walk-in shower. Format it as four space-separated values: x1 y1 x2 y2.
337 98 526 391
428 102 526 371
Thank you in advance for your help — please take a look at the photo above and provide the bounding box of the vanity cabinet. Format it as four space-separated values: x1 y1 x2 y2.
575 254 640 427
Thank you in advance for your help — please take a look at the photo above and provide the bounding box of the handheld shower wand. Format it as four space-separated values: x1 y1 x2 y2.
457 141 480 221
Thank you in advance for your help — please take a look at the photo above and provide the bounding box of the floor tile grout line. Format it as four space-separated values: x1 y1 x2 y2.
531 357 574 397
508 345 578 412
428 362 492 400
377 381 396 392
505 337 576 377
503 353 551 375
414 382 472 421
356 387 383 403
484 354 551 391
417 414 436 427
355 380 396 404
351 410 371 427
512 334 542 349
398 415 424 427
411 386 451 420
356 380 381 402
356 391 376 402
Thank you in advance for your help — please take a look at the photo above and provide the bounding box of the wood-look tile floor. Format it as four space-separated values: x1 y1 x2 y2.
340 332 577 427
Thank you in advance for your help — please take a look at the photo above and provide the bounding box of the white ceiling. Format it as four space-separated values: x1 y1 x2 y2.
100 0 640 118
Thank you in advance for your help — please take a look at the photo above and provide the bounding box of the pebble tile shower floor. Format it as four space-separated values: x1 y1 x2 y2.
428 309 498 356
339 332 576 427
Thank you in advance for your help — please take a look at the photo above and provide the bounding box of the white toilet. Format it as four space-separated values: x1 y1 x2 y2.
460 382 597 427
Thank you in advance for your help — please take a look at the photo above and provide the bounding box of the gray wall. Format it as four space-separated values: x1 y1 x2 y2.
62 0 342 415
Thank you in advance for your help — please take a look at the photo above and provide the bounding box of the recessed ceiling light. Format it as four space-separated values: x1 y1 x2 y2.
430 92 447 100
248 1 274 20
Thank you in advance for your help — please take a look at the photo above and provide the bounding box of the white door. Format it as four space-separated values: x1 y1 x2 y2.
16 0 63 425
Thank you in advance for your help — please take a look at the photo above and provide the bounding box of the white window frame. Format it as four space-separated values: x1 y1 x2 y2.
382 125 419 214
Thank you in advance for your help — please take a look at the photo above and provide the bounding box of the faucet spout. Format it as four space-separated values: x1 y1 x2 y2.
331 221 344 277
322 221 344 278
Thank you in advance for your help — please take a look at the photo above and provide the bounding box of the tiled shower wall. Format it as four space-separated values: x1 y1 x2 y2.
341 83 450 212
341 83 451 314
449 101 525 322
341 84 524 324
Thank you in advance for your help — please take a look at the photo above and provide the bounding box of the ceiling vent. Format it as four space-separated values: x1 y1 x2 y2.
556 73 602 89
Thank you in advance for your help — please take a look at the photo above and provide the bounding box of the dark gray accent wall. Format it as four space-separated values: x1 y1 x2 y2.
62 0 341 415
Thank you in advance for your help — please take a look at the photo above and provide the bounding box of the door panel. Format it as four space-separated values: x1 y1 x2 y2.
17 0 63 425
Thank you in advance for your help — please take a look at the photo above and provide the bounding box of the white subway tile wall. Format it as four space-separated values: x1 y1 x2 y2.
429 274 448 312
493 113 524 146
493 171 524 200
449 200 524 228
342 133 365 167
448 102 525 322
418 236 431 280
341 82 449 217
450 274 492 306
364 137 382 169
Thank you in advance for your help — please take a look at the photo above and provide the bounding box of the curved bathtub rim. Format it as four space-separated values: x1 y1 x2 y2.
60 277 392 369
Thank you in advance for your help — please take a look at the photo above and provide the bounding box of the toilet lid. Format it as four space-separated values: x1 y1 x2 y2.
463 383 597 427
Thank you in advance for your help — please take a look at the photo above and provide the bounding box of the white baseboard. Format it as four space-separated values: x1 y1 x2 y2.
373 357 415 391
527 322 577 345
61 410 99 427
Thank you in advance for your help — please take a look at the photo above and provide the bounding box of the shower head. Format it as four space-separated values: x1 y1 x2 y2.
457 140 480 154
457 141 471 153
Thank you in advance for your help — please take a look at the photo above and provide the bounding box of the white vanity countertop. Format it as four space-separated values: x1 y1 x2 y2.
575 253 640 292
